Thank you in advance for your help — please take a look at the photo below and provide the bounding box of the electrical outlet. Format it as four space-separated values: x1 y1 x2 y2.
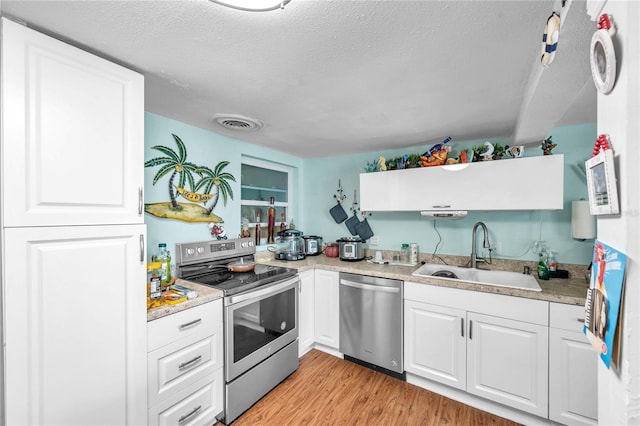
369 236 379 245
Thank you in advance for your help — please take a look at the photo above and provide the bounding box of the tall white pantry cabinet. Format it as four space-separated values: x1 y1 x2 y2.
1 18 147 425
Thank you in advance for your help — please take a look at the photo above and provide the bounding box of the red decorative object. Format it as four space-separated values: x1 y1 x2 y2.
597 14 614 33
592 134 612 157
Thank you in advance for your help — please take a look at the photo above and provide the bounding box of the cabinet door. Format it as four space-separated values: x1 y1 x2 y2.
466 312 548 418
549 328 598 425
4 225 147 426
404 300 466 390
360 155 564 212
2 18 144 227
298 270 315 356
313 269 339 349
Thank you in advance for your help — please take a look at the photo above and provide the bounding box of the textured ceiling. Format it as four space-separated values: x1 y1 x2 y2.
1 0 596 158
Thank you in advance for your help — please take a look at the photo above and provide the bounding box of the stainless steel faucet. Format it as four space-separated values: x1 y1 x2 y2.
471 221 491 269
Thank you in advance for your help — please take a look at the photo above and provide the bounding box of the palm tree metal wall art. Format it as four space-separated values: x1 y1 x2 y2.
144 133 236 223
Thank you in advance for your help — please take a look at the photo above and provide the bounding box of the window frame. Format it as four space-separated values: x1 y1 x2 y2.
240 156 294 227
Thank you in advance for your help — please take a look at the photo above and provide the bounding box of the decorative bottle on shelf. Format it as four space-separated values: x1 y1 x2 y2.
289 218 295 230
156 243 172 286
280 212 286 232
255 213 261 246
267 197 276 243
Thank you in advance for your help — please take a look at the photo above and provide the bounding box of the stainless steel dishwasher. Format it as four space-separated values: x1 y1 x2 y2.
339 272 404 378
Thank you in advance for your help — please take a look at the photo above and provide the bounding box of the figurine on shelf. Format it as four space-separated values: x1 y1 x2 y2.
541 136 557 155
378 155 387 171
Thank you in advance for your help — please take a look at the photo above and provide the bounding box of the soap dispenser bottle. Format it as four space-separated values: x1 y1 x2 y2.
537 249 550 280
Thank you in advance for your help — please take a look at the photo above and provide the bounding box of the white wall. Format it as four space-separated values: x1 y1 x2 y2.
594 1 640 423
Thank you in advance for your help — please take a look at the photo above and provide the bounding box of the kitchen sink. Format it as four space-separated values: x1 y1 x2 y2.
412 263 541 292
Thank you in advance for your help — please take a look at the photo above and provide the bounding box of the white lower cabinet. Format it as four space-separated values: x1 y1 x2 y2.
404 282 549 418
298 270 316 356
147 300 224 426
549 303 598 425
313 269 340 350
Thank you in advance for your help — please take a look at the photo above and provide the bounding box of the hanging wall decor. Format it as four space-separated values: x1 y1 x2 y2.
541 11 561 68
144 133 236 223
590 14 617 94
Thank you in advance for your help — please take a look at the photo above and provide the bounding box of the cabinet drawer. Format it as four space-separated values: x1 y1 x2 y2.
148 333 222 408
148 369 223 426
550 302 587 333
148 300 222 351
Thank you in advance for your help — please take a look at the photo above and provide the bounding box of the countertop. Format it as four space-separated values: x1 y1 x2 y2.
146 278 223 321
147 254 589 322
258 255 590 306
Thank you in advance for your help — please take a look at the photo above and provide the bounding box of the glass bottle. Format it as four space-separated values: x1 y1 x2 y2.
401 243 410 264
267 197 276 243
255 213 261 246
537 250 550 280
280 212 286 232
147 261 163 309
156 243 172 286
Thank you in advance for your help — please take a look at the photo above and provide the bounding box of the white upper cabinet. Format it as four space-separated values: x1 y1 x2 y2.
360 155 564 212
1 18 144 227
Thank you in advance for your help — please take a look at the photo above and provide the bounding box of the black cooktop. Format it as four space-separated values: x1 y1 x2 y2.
181 263 296 296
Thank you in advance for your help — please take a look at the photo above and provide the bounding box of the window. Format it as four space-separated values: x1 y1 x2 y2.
241 157 293 237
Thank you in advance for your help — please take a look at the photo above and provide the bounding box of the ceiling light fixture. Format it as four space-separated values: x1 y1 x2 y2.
208 0 291 12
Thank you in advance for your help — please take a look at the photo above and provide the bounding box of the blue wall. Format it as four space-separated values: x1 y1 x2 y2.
144 112 303 261
144 111 595 267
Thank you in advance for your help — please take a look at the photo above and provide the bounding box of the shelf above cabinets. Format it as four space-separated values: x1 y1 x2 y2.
360 155 564 212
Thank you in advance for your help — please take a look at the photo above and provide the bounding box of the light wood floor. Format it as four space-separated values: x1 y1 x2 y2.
222 349 520 425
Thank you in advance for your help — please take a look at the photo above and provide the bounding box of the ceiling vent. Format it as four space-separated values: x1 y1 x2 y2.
210 114 263 132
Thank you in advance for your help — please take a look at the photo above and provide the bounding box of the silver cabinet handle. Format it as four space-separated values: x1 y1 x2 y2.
178 355 202 370
432 205 451 209
178 318 202 330
577 318 585 323
469 320 473 340
178 405 202 425
138 187 143 215
461 317 464 337
140 234 144 262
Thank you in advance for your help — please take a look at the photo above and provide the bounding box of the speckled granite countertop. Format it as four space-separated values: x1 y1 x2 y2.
146 278 223 322
147 253 589 322
256 254 590 306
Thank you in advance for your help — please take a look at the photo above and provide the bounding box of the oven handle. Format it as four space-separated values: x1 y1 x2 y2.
226 276 298 306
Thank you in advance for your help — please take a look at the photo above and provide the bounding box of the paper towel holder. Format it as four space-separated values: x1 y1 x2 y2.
572 199 597 241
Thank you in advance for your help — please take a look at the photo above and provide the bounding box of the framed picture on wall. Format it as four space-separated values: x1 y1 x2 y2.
585 149 620 215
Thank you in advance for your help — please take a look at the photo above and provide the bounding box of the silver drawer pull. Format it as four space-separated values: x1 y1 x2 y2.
178 405 202 425
178 355 202 370
577 318 585 323
178 318 202 330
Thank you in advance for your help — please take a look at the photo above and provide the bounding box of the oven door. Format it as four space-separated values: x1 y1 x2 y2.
224 275 298 382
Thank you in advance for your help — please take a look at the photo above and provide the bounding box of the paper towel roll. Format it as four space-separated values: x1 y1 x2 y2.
572 200 596 240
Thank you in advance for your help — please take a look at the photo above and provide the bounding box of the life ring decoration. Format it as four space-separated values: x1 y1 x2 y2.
541 12 561 69
590 14 617 94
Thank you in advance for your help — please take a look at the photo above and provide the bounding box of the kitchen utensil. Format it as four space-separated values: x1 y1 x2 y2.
303 235 323 256
227 258 256 272
329 202 348 223
337 236 365 261
355 217 374 241
271 229 306 261
324 243 339 258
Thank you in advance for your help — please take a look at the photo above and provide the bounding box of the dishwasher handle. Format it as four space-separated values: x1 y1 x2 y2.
340 278 400 294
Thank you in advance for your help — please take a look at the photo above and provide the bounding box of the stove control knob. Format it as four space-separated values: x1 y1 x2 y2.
248 241 254 247
186 248 195 256
197 247 205 254
241 241 248 248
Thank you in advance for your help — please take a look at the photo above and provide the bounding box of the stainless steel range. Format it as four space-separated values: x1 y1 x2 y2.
176 238 299 424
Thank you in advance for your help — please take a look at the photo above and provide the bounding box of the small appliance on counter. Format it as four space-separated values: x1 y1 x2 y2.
272 229 306 261
303 235 323 256
324 243 339 258
337 236 365 261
